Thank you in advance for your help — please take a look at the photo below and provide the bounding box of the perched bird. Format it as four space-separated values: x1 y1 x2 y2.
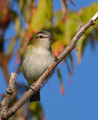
22 31 55 101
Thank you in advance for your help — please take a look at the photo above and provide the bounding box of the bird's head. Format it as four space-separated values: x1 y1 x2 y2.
34 31 52 49
22 31 53 59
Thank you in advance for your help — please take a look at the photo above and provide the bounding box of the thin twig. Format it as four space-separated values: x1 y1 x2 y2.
1 12 98 120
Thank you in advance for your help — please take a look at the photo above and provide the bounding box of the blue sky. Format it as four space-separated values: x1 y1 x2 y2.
0 0 98 120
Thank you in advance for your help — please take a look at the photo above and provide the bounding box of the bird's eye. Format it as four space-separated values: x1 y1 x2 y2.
39 35 43 38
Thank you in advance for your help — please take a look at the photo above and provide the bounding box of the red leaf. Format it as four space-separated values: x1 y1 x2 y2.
32 29 38 34
15 51 20 64
54 50 59 57
27 32 32 39
58 43 64 53
69 0 75 6
60 86 65 95
0 0 7 13
68 66 74 85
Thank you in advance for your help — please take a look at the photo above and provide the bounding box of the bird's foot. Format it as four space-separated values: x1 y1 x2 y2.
30 82 36 92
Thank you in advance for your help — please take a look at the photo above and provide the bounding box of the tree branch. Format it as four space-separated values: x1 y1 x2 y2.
1 12 98 120
0 73 17 120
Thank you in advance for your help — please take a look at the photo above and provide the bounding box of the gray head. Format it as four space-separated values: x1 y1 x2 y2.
35 31 52 49
36 31 52 39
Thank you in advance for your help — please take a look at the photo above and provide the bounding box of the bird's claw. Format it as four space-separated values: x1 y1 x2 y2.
30 82 36 92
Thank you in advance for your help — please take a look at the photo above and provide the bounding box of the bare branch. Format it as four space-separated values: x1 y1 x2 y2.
0 73 17 119
1 12 98 120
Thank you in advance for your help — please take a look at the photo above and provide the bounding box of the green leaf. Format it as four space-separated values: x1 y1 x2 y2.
30 102 45 120
18 0 34 23
30 0 52 31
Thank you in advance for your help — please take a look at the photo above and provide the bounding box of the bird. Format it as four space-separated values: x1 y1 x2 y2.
22 31 55 102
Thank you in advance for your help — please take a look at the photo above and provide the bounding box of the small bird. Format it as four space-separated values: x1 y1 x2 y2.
22 31 55 101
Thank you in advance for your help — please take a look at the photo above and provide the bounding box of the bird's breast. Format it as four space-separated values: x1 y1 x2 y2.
22 48 54 85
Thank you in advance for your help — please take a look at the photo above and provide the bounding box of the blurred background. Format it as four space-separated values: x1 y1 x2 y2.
0 0 98 120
